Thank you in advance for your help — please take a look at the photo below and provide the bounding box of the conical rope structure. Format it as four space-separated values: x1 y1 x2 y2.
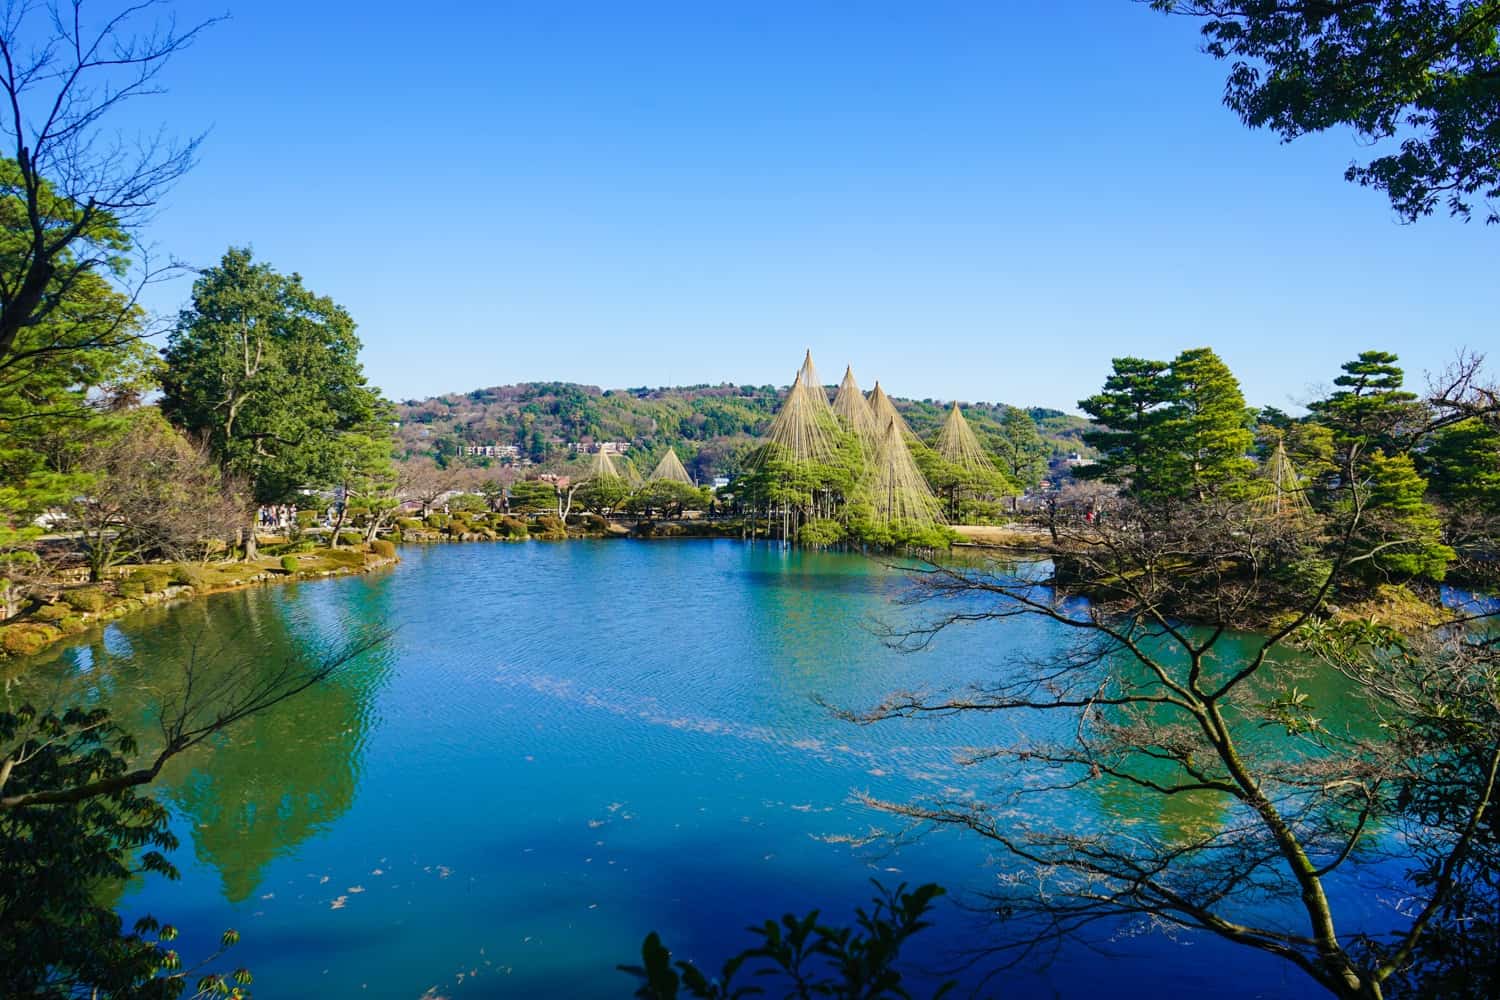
588 447 621 480
755 370 840 467
1253 439 1313 519
832 365 879 447
649 447 694 484
619 455 644 489
934 401 996 473
871 416 943 526
867 381 911 439
796 349 834 415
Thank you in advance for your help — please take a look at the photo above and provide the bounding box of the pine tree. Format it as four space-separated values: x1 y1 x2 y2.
1077 357 1175 497
1161 347 1255 501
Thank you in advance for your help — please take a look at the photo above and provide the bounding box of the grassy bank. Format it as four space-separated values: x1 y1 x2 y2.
0 544 399 661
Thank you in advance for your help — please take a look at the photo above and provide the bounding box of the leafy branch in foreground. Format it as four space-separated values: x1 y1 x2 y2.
0 627 389 996
621 882 954 1000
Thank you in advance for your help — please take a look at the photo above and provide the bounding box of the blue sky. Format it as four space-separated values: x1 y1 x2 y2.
126 1 1495 412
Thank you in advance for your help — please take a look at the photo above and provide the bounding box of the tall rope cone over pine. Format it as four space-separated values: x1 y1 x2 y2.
871 415 943 526
649 447 694 484
758 368 840 467
1253 438 1313 519
832 365 879 448
796 348 834 415
934 400 996 473
867 380 911 438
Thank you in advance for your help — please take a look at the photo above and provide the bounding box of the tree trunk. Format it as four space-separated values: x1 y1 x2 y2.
243 520 258 561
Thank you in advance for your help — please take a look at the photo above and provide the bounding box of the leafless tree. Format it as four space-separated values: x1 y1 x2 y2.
0 0 219 373
841 483 1497 1000
396 456 463 518
63 409 242 579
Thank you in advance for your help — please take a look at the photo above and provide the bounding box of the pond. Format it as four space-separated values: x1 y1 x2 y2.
17 540 1384 998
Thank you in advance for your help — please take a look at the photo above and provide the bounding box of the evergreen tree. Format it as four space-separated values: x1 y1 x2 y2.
160 248 385 557
1161 347 1255 500
1308 350 1425 460
1350 451 1454 581
1077 357 1175 497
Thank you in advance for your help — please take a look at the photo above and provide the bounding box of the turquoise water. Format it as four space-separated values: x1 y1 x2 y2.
20 540 1360 998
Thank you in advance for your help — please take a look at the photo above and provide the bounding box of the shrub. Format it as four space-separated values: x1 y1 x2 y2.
498 516 528 539
296 510 319 528
280 555 299 573
119 580 146 598
127 568 172 593
370 538 396 559
61 587 107 613
534 514 566 538
582 513 608 532
1 624 55 656
398 517 424 531
32 603 69 622
799 519 847 548
337 530 363 547
324 548 367 568
426 513 449 530
170 563 207 587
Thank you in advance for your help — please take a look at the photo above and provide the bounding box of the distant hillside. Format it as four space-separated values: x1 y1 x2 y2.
395 382 1093 484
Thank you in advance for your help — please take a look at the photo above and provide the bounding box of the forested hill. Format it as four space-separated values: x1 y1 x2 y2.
395 381 1092 483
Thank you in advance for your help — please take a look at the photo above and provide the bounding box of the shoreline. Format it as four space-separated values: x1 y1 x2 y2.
0 550 401 663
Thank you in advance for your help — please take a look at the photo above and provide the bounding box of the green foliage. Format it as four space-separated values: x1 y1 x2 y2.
0 705 251 996
447 492 488 514
369 538 396 559
534 514 566 538
119 580 147 598
497 516 529 538
336 531 363 547
621 882 952 999
160 247 386 508
61 587 108 613
127 568 174 594
1352 451 1454 581
31 603 70 622
426 513 450 530
798 518 847 547
1308 351 1424 459
280 555 299 573
1421 418 1500 509
1 624 55 656
576 475 633 514
1080 348 1254 502
170 563 207 588
296 510 319 529
322 548 367 569
1154 0 1500 223
397 517 424 531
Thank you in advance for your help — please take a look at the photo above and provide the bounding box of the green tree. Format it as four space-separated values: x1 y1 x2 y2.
1309 351 1426 460
1160 347 1255 500
991 405 1049 490
1421 417 1500 508
1152 1 1500 223
1077 356 1175 497
1351 451 1455 580
160 248 385 559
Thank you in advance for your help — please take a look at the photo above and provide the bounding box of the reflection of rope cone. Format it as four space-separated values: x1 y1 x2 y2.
935 400 996 473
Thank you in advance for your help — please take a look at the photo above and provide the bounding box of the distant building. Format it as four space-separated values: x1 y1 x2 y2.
461 444 521 459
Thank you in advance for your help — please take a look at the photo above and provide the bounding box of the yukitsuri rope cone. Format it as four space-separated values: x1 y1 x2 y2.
758 371 840 467
871 416 943 526
589 448 621 480
796 349 834 415
867 380 911 438
649 448 694 484
619 455 644 489
934 401 997 472
832 365 879 448
1253 438 1313 519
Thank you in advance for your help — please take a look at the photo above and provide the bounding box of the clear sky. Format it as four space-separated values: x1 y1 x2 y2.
125 0 1495 412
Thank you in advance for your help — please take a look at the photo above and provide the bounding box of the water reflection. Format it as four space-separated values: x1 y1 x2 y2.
15 579 393 903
